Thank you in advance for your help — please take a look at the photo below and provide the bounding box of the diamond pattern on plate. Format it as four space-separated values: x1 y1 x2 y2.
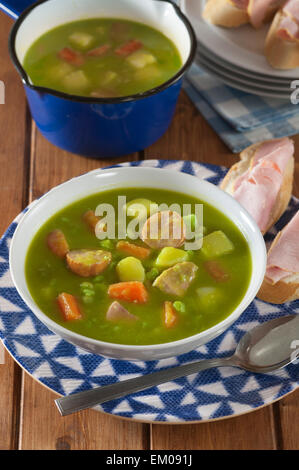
0 160 298 423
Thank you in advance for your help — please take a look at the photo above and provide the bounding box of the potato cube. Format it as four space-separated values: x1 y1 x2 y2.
116 256 145 282
201 231 234 258
126 50 156 69
63 70 90 91
69 32 95 50
155 247 188 268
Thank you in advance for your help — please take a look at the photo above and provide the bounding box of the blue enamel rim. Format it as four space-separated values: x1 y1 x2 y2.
8 0 197 104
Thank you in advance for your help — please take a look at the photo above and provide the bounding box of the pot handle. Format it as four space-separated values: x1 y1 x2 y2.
0 0 35 19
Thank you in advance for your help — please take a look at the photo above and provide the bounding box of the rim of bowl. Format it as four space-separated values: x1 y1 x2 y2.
8 0 197 104
9 166 267 354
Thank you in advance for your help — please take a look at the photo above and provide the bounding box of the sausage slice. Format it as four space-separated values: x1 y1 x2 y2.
66 249 112 277
141 211 186 249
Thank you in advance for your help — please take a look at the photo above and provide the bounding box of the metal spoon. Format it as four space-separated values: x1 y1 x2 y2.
55 314 299 416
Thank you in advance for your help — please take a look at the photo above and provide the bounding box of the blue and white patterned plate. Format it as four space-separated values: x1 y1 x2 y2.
0 160 299 423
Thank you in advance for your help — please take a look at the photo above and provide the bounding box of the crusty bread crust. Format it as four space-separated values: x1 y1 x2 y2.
257 229 299 304
202 0 249 28
257 276 299 303
265 10 299 69
220 139 294 235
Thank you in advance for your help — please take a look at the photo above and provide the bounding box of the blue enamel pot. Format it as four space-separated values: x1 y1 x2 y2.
1 0 196 158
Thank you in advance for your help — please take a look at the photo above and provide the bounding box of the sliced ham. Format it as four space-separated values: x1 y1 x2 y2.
266 211 299 283
283 0 299 22
275 0 299 42
232 138 294 232
277 15 299 40
249 0 283 28
106 301 137 322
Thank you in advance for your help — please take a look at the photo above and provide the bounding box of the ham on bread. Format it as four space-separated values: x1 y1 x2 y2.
265 0 299 68
220 138 294 234
258 210 299 303
203 0 283 28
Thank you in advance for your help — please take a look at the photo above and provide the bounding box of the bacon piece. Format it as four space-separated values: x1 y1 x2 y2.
204 260 231 282
58 47 84 66
115 39 143 57
87 44 111 57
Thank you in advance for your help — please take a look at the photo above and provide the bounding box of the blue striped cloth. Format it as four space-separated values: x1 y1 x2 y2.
183 63 299 153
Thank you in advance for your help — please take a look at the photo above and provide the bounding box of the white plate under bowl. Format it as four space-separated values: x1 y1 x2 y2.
197 40 296 84
181 0 299 79
197 56 291 100
196 50 294 92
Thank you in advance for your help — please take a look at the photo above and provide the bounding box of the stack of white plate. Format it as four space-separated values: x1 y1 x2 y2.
181 0 299 100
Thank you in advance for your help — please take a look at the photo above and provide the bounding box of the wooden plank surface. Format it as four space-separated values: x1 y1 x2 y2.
276 134 299 451
19 128 150 449
1 11 299 450
0 13 29 450
145 92 282 450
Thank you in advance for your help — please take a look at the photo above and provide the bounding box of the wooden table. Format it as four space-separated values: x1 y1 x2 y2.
1 13 299 450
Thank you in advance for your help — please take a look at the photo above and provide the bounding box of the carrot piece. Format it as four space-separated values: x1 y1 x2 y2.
57 293 82 321
87 44 111 56
58 47 84 66
47 229 69 258
83 210 100 232
163 301 178 329
116 241 151 260
108 281 148 303
115 39 143 57
204 260 230 282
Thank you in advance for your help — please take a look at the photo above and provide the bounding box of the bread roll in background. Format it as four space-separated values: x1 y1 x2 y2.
265 2 299 69
202 0 249 28
220 138 294 235
258 211 299 304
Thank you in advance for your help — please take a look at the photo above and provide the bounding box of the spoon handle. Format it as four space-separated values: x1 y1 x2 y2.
55 356 236 416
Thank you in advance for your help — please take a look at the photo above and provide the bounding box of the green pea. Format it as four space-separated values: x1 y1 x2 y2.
100 239 114 250
146 267 159 281
173 301 186 313
80 282 94 289
82 289 94 297
93 275 104 282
